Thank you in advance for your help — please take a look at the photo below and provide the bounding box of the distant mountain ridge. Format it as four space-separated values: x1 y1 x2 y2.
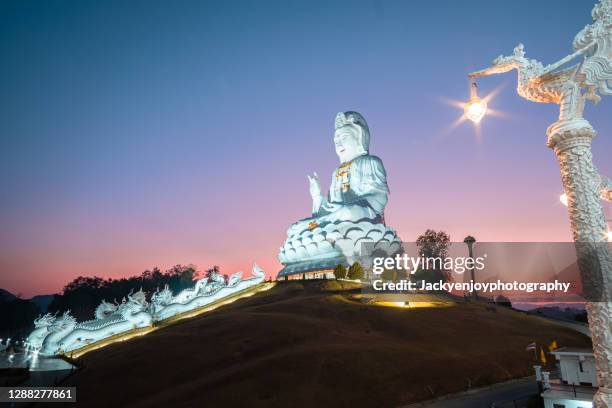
0 289 55 313
0 288 16 302
30 295 55 313
528 305 587 322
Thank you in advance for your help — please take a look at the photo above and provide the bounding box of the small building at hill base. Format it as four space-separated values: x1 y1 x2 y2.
541 347 598 408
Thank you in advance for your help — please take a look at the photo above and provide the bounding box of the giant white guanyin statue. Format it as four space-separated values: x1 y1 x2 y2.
277 111 402 278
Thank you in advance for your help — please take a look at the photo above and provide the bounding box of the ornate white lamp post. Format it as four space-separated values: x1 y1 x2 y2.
466 1 612 406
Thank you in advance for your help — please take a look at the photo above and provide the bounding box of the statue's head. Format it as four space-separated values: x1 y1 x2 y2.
33 313 56 328
334 111 369 163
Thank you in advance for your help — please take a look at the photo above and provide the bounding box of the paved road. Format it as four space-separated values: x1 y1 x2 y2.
542 317 591 338
402 377 538 408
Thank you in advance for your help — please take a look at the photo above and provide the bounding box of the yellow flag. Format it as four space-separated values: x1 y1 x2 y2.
548 340 558 352
540 347 547 365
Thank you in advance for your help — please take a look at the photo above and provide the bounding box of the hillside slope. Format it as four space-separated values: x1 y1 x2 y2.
63 281 590 408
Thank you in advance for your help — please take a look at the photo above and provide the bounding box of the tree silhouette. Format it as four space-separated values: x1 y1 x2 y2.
0 298 41 339
414 229 452 283
348 262 364 280
333 264 347 279
48 265 200 321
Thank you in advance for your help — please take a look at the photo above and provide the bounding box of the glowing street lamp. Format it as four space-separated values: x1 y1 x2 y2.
464 79 487 124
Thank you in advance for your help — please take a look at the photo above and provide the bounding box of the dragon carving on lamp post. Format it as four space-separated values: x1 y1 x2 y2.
469 1 612 406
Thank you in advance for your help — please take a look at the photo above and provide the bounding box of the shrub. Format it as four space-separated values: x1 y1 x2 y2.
348 262 364 280
333 264 347 279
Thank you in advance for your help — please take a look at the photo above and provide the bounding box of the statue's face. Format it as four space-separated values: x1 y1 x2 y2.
334 125 364 163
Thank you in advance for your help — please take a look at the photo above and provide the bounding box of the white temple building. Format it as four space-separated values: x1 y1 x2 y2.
541 347 598 408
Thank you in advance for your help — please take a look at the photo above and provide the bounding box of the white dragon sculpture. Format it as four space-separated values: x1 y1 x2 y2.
25 313 57 350
37 289 153 355
25 264 267 355
152 265 264 321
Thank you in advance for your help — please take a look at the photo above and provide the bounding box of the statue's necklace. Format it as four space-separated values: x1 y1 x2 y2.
336 161 352 193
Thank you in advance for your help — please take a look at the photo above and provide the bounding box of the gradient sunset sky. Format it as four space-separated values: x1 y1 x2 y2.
1 0 611 297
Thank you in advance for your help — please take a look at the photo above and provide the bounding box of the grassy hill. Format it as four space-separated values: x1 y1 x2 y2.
63 281 590 407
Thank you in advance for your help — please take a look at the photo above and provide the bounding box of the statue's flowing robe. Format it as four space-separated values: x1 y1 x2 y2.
309 154 389 225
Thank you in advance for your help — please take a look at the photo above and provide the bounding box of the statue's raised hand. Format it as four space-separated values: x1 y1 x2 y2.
307 172 321 199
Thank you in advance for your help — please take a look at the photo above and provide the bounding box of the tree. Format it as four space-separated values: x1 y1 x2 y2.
494 295 512 308
204 265 228 284
414 229 452 283
416 229 451 259
348 262 364 280
333 264 347 279
48 265 201 321
0 298 41 339
62 276 106 294
204 265 221 277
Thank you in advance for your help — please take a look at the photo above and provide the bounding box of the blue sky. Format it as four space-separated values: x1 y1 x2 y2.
1 0 610 296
